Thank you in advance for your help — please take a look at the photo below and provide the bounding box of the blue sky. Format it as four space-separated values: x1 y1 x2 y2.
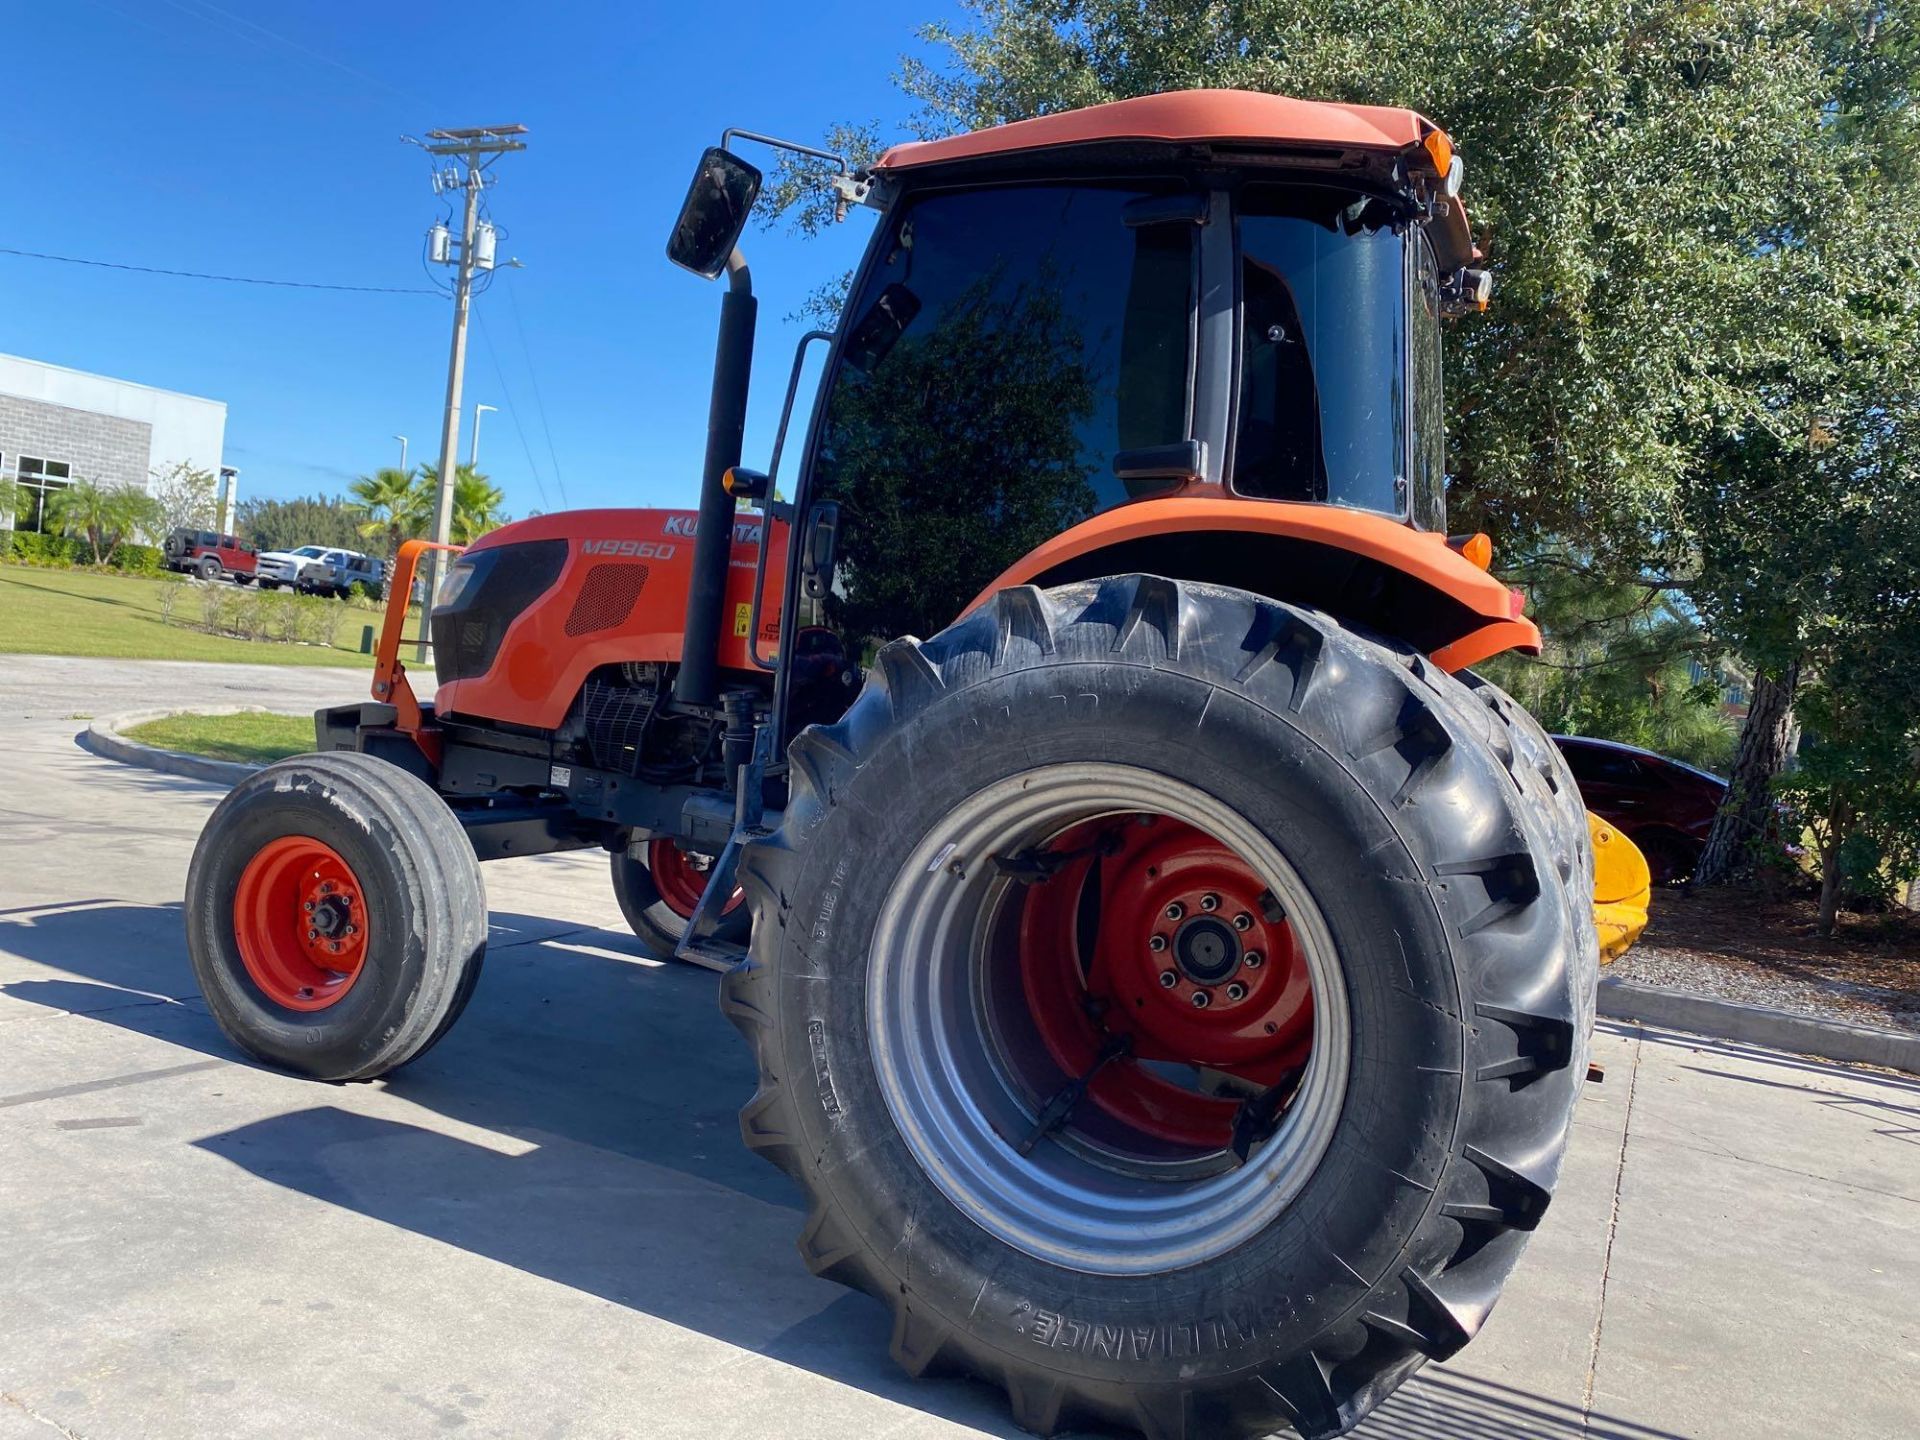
4 1 957 516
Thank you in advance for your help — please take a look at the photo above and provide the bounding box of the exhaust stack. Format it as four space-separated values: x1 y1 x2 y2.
673 248 757 709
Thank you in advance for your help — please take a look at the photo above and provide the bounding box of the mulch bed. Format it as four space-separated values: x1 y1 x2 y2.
1610 885 1920 1035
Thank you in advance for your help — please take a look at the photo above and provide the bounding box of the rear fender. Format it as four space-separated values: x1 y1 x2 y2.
965 498 1539 670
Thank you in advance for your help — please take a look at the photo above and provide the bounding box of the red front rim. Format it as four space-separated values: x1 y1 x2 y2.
232 835 369 1012
646 838 744 920
1016 815 1314 1151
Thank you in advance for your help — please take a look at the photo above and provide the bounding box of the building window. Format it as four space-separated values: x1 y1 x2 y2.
13 457 73 534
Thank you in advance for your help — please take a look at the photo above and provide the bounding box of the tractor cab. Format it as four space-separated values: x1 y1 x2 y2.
666 92 1505 756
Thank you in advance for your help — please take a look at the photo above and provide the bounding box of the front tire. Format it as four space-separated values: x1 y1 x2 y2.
729 577 1596 1439
185 751 487 1080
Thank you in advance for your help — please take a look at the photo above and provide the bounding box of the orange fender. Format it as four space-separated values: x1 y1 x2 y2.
964 497 1540 671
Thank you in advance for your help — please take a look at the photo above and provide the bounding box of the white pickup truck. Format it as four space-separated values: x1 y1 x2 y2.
254 546 385 599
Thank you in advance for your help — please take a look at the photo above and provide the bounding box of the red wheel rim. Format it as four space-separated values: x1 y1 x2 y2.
646 838 744 920
232 836 369 1012
1017 815 1314 1151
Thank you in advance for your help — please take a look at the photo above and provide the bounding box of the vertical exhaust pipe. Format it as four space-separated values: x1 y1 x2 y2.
674 247 757 709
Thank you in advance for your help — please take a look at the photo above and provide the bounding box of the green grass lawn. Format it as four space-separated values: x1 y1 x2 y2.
0 565 415 666
123 710 315 765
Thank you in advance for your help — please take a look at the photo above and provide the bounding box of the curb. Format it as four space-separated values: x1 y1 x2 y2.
1599 976 1920 1075
82 706 285 787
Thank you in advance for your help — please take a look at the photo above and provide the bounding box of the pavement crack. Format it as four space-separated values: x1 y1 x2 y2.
3 1390 86 1439
1582 1028 1641 1435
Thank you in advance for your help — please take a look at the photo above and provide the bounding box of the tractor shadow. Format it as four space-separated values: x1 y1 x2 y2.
0 898 1680 1440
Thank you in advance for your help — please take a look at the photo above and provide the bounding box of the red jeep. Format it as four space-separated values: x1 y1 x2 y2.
162 527 257 583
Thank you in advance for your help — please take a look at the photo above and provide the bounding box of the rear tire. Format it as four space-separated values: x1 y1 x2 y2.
185 751 487 1080
729 577 1596 1439
610 839 748 958
197 556 221 581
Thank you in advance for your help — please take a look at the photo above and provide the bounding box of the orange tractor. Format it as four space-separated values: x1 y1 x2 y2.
185 91 1646 1438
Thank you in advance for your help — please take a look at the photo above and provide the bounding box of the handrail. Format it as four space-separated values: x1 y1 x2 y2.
745 329 834 670
372 538 465 752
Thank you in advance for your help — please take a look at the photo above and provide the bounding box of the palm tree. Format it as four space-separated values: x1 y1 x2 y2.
348 466 420 569
416 463 508 545
48 478 160 565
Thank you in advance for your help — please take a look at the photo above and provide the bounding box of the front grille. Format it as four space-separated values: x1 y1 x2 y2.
580 669 658 772
565 563 650 636
432 539 569 683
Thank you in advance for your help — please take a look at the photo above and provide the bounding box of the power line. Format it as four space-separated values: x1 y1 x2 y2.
506 282 570 508
0 246 436 295
476 311 553 513
153 0 427 109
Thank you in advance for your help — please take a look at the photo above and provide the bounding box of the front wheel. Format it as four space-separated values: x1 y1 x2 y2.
185 751 487 1080
729 577 1595 1440
610 837 748 959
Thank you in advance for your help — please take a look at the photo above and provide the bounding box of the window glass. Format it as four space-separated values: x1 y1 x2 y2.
1562 745 1643 785
809 183 1194 645
13 457 74 534
1232 187 1407 516
1409 235 1447 532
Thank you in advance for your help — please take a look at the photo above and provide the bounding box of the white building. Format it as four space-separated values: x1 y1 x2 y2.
0 354 229 533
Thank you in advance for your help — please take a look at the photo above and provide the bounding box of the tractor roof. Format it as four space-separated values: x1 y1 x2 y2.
874 89 1441 173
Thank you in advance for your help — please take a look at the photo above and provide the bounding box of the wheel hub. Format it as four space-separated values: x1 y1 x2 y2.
1172 914 1240 985
1016 815 1315 1150
231 836 368 1012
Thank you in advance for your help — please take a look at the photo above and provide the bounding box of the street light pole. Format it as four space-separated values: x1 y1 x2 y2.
470 404 497 468
394 434 408 472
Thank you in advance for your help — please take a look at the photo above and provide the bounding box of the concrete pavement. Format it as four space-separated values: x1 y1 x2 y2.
0 655 1915 1439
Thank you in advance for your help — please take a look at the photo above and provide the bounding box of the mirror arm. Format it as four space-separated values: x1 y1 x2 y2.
725 245 751 293
721 128 850 175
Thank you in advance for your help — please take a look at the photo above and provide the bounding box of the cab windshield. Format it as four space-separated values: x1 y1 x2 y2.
806 182 1194 643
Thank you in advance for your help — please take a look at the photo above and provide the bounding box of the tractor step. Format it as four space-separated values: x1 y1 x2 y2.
675 936 750 973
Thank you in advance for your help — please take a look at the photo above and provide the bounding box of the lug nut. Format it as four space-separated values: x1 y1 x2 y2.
304 901 315 912
1190 990 1212 1009
1232 912 1253 932
1159 970 1178 989
1244 951 1264 969
1226 982 1248 1002
1164 901 1185 921
1200 893 1220 912
307 930 318 941
1148 934 1168 953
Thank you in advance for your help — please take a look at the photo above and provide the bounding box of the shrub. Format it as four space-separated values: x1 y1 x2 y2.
155 573 189 625
113 542 164 575
294 594 340 647
9 532 83 566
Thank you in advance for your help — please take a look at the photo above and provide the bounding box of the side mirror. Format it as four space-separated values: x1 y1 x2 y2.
801 501 842 601
666 147 763 279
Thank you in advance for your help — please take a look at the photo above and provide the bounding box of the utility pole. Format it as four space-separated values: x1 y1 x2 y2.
409 123 526 657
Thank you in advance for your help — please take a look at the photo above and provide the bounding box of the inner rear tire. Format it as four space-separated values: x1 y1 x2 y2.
610 839 748 959
185 751 487 1081
729 577 1595 1440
